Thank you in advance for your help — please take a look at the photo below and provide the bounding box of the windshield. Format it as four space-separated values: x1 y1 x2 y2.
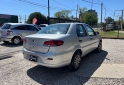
1 24 11 29
38 24 70 34
33 25 41 30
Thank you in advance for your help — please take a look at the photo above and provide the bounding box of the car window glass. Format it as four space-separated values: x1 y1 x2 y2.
85 25 95 36
76 24 87 37
25 25 38 31
13 26 25 30
38 24 70 34
1 24 11 29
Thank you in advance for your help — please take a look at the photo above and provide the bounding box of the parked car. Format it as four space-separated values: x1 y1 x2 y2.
23 23 102 71
39 24 48 29
0 23 40 44
31 24 42 30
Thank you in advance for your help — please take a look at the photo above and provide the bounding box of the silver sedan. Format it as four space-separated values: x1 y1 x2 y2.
23 23 102 71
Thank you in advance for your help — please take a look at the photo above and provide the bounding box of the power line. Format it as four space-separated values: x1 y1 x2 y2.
52 0 77 11
97 0 114 13
82 0 101 5
14 0 74 11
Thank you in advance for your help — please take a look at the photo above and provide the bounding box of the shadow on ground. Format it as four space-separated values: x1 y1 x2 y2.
0 42 23 47
27 50 108 85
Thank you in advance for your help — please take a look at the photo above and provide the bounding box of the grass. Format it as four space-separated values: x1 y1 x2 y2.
94 30 124 38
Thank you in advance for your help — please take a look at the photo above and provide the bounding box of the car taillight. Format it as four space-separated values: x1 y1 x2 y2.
23 38 27 43
6 31 13 35
44 40 64 46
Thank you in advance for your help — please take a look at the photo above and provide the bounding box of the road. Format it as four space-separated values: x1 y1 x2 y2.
0 39 124 85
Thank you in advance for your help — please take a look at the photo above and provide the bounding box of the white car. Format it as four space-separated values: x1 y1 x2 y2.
23 23 102 71
39 24 48 29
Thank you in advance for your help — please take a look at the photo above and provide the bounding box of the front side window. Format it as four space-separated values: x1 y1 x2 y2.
85 25 95 36
25 25 38 31
76 24 87 37
38 24 70 34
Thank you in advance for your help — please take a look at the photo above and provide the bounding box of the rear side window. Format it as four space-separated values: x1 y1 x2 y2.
13 26 26 30
1 24 11 29
38 24 70 34
24 25 38 31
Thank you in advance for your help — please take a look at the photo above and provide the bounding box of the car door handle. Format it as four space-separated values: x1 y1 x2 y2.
79 40 82 42
90 37 93 40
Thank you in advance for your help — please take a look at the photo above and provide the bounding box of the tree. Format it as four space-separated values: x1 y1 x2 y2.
105 17 114 24
80 12 98 26
79 7 87 14
79 7 87 22
54 10 71 19
27 12 47 25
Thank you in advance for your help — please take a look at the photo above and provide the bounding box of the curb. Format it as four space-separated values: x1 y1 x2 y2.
102 37 124 39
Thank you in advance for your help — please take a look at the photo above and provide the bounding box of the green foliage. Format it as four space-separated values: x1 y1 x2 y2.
27 12 47 25
54 10 71 19
105 17 114 24
79 7 87 14
80 12 98 26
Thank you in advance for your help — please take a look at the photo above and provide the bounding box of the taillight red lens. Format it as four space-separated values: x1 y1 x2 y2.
23 38 27 43
44 40 64 46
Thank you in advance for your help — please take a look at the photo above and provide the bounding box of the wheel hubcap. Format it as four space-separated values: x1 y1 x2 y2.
74 55 81 68
14 38 20 44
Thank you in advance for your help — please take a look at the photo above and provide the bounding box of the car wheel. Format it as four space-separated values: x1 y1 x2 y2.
68 52 81 71
12 37 21 45
96 41 102 53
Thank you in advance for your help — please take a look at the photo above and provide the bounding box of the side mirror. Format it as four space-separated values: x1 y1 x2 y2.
95 31 99 35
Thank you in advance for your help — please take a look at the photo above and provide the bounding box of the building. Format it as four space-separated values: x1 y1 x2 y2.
86 10 98 17
0 14 18 26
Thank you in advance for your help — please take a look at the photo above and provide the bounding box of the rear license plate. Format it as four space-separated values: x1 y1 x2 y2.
29 55 38 62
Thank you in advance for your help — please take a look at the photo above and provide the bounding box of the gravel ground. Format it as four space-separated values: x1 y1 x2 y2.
0 39 124 85
0 42 23 56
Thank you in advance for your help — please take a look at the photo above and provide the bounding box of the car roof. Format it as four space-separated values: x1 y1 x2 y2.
50 23 85 25
4 23 24 25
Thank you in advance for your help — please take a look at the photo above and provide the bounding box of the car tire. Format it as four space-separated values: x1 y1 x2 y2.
96 41 102 53
12 37 21 45
68 52 81 71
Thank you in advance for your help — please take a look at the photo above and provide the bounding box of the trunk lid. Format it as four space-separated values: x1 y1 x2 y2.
24 34 66 53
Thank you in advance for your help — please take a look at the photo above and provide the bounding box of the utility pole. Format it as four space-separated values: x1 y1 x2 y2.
25 15 26 23
91 0 93 27
76 4 78 21
101 2 103 30
19 15 22 23
48 0 50 25
104 8 106 22
121 10 123 30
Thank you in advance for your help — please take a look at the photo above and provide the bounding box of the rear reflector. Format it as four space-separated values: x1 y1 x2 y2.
44 40 64 46
23 38 27 43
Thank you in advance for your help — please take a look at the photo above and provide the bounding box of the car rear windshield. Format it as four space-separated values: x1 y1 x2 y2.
1 24 11 29
38 24 70 34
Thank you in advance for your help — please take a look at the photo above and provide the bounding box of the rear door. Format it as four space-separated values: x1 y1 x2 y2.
76 24 91 56
84 24 99 51
12 25 27 38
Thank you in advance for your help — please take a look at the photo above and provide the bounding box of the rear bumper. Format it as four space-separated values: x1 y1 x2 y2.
23 48 70 68
0 35 13 42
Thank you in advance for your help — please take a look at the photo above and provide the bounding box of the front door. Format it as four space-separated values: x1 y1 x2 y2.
84 24 99 51
76 24 91 56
